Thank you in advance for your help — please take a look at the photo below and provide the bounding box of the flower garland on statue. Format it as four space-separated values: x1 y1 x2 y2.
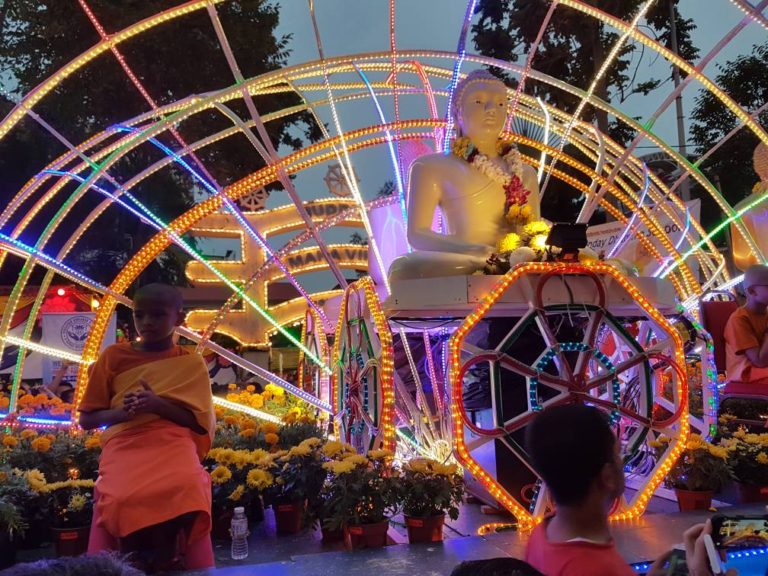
452 137 551 270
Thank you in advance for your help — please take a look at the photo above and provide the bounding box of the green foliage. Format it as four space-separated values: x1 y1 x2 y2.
277 422 325 450
653 437 731 492
690 41 768 232
719 430 768 485
322 455 400 529
399 458 464 519
0 498 27 541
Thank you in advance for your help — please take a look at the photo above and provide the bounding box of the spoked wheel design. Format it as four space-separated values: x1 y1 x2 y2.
298 307 331 405
331 277 395 453
449 263 689 527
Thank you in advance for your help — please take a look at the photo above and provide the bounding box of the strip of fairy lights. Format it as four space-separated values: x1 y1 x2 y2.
442 0 480 153
205 3 349 295
42 167 330 374
352 63 408 233
112 125 329 327
540 0 656 196
0 232 332 414
506 0 559 128
307 0 391 295
606 162 650 259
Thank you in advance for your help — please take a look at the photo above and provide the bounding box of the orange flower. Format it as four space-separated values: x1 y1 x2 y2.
264 433 279 445
85 436 101 450
249 395 264 409
31 437 52 453
20 429 38 440
2 436 18 448
246 385 256 393
0 397 9 409
223 416 238 426
239 429 256 438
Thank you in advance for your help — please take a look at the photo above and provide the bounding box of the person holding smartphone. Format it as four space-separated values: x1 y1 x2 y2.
524 405 738 576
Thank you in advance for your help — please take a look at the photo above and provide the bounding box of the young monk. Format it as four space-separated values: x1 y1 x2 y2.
79 284 215 572
724 264 768 386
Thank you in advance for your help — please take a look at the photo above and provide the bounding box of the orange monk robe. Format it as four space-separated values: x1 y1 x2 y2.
79 344 214 546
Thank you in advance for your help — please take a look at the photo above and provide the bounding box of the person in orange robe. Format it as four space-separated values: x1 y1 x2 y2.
724 264 768 393
79 284 215 572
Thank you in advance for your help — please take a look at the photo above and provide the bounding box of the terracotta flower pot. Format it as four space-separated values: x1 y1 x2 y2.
321 524 344 543
405 514 445 543
344 519 389 550
51 525 90 557
674 488 714 512
735 481 768 504
274 501 305 535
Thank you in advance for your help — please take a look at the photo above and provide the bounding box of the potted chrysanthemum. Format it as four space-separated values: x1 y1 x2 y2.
651 434 731 511
322 449 400 550
399 458 464 543
261 437 326 535
719 429 768 503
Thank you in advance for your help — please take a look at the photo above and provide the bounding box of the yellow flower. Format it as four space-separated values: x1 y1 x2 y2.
239 429 257 438
69 493 88 512
343 454 369 467
246 468 274 490
323 460 356 475
322 441 344 458
757 452 768 466
648 440 663 449
687 434 706 450
523 220 551 237
2 436 18 448
498 232 521 253
367 449 394 461
228 484 246 502
287 445 311 458
529 233 548 252
25 469 47 492
406 458 430 474
433 462 460 476
19 429 38 440
708 446 729 460
210 466 233 485
31 437 51 453
733 428 747 439
265 433 279 445
264 384 285 397
85 436 101 450
300 437 322 449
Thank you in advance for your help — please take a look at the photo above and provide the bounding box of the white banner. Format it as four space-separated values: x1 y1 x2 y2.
585 199 701 277
41 312 116 385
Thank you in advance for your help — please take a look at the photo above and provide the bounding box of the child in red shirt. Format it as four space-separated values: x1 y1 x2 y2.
524 405 736 576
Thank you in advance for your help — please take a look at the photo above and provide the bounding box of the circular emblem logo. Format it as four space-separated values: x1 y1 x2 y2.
61 316 93 351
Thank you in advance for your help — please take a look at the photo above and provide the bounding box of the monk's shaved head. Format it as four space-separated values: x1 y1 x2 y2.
133 283 183 310
744 265 768 290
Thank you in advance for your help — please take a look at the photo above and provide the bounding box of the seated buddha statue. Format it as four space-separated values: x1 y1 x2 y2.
388 69 541 283
731 142 768 271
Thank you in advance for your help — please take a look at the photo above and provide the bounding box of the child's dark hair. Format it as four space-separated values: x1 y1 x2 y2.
526 404 616 506
0 553 145 575
133 283 183 310
450 558 543 576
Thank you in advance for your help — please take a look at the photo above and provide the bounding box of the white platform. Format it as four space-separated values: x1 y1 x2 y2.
321 274 677 333
382 274 677 319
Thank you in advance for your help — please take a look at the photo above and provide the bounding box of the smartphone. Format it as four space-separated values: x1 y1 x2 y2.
711 514 768 549
664 548 689 576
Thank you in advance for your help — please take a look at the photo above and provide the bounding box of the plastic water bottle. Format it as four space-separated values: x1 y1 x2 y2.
230 506 249 560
